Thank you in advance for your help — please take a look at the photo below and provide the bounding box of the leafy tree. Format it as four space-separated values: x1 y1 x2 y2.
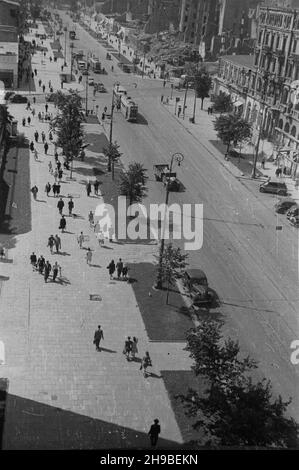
29 0 41 22
177 318 299 448
214 113 252 156
119 161 148 206
194 68 212 110
103 141 122 180
155 244 188 304
50 91 85 162
213 92 233 113
0 105 13 143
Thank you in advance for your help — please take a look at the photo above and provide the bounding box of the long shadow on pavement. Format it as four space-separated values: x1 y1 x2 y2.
1 390 184 450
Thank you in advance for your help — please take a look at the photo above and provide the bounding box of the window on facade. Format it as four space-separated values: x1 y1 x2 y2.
276 35 280 49
283 37 287 52
293 40 297 54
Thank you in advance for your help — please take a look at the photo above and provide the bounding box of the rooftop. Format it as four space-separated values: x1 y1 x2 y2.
220 54 255 68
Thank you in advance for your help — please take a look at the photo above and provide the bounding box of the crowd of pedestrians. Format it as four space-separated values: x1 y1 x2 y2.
30 252 61 283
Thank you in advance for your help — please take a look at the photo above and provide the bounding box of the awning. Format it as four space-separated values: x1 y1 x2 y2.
233 100 244 108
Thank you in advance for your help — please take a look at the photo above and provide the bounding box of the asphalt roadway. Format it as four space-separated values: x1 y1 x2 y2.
59 12 299 421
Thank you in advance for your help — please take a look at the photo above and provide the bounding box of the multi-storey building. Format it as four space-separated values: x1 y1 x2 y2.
0 0 20 88
214 4 299 177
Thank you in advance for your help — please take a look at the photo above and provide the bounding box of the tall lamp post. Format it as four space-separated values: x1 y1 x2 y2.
252 72 269 178
64 26 68 66
70 41 74 78
107 82 118 173
155 152 184 290
182 80 189 119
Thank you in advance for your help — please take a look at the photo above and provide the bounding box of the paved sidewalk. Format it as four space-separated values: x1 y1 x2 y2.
0 21 194 449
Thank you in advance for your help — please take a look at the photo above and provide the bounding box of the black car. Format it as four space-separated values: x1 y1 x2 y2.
10 94 28 103
259 180 287 196
274 199 297 214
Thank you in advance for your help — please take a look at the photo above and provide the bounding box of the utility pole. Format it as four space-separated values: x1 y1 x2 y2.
155 153 184 290
70 42 74 79
64 27 67 66
252 74 268 178
107 88 115 173
182 80 189 119
192 88 197 123
85 63 89 115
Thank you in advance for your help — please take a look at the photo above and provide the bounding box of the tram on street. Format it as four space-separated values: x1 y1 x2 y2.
113 85 127 107
120 95 138 122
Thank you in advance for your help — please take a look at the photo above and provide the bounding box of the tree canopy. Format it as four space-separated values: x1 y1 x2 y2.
214 113 252 154
194 68 212 109
119 161 148 206
155 243 188 303
212 92 233 113
177 318 299 448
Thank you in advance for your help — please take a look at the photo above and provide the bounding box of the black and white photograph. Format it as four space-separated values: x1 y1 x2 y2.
0 0 299 457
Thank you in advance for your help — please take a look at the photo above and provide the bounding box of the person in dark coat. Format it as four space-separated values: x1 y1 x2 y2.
148 419 160 447
59 215 66 232
30 141 35 152
86 182 92 197
94 325 104 351
38 255 45 274
34 130 39 142
44 261 51 282
116 258 123 279
44 141 49 155
94 180 99 195
56 183 61 196
52 261 60 281
107 260 115 279
57 197 64 215
30 252 37 270
41 131 46 143
68 198 74 216
45 182 51 196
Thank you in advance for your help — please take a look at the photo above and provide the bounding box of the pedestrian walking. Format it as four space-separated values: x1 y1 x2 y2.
32 108 36 117
42 84 46 93
77 231 84 249
93 325 104 352
123 337 133 361
22 117 26 126
34 68 37 76
34 149 38 161
88 210 94 228
44 141 49 155
38 79 42 87
261 157 266 169
57 198 64 215
54 234 61 253
48 161 53 174
38 255 45 274
59 215 66 232
163 79 166 87
160 94 164 103
116 258 123 279
86 181 92 197
56 183 61 196
44 261 51 282
96 230 105 247
283 166 287 176
58 169 63 181
122 263 128 280
101 112 105 121
86 248 92 265
177 105 182 118
52 182 57 197
30 252 37 270
47 235 55 254
68 198 74 216
49 131 53 142
27 116 31 125
48 80 51 89
31 185 38 200
140 351 152 377
41 112 45 122
148 419 160 447
41 131 46 143
53 168 58 182
45 103 49 113
131 337 138 360
107 259 115 279
52 261 60 281
30 141 34 152
33 96 36 104
45 182 51 196
26 101 31 111
34 130 39 142
94 180 99 195
275 167 282 178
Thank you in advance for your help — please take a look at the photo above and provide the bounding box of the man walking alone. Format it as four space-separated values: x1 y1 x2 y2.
93 325 104 352
148 419 160 447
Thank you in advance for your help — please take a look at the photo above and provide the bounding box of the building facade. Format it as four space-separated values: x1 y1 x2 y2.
0 0 20 88
214 4 299 178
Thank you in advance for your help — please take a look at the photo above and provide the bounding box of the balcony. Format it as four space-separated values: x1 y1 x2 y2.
290 52 299 62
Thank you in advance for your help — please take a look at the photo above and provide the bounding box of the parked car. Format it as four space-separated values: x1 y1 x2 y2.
94 82 106 92
289 214 299 226
259 180 287 196
10 94 27 103
274 199 297 214
82 69 89 75
286 204 299 219
88 77 94 86
182 269 212 306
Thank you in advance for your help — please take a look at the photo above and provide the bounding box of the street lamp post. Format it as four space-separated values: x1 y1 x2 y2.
70 41 74 78
64 26 67 66
155 152 184 290
182 80 189 119
192 88 197 123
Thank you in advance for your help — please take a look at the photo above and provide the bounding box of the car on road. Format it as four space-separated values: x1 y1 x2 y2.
88 77 94 86
94 82 106 92
274 199 297 214
82 69 89 75
286 204 299 220
259 180 287 196
182 269 212 306
10 94 27 103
